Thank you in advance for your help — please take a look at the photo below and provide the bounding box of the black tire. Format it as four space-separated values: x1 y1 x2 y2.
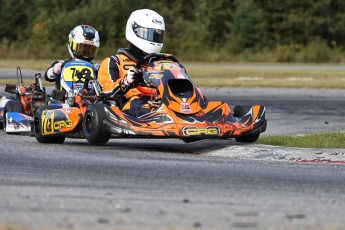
3 101 24 131
34 105 65 144
233 105 260 143
182 138 202 143
83 104 110 144
233 105 246 117
235 133 260 143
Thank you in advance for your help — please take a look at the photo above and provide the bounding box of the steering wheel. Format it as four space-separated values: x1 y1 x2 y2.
134 53 179 70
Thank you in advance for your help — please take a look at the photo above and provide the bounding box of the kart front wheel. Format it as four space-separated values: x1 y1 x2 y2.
3 101 24 132
83 104 110 144
34 105 65 144
233 105 247 117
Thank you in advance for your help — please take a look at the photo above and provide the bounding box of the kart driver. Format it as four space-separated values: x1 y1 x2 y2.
45 25 100 91
97 9 166 117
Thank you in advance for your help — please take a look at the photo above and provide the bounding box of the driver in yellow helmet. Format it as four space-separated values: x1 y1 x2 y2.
45 25 100 91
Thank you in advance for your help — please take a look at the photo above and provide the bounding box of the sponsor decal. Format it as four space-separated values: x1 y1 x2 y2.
62 65 94 82
180 103 192 113
42 110 73 134
148 73 164 79
53 120 73 130
182 126 220 136
177 74 184 79
5 112 31 132
152 19 162 25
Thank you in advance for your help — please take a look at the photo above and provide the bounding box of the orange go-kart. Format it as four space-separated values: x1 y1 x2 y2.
0 67 46 133
33 59 102 143
34 53 266 144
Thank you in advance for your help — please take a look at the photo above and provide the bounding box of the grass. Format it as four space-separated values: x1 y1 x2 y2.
0 59 53 70
1 59 345 88
257 132 345 148
186 63 345 88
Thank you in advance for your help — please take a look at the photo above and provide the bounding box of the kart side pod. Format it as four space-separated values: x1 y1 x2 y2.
35 107 82 136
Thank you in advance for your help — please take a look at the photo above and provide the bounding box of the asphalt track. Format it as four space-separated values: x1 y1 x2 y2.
0 68 44 79
1 82 345 229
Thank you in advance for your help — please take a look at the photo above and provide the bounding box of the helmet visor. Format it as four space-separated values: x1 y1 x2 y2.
132 22 165 43
71 42 98 58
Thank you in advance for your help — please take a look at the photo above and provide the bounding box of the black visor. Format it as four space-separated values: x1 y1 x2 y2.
132 22 165 43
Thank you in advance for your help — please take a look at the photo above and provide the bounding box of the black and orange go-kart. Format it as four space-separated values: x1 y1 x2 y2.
33 59 103 143
0 67 46 134
33 53 266 144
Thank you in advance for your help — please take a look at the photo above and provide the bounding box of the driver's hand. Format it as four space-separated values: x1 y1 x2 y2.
123 68 140 86
80 88 89 93
53 60 63 75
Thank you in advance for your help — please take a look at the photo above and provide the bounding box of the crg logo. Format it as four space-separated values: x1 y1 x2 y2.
182 126 220 136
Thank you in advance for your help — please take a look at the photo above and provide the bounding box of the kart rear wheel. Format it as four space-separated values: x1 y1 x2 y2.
83 104 110 144
235 133 260 143
34 105 65 144
233 105 260 143
3 101 24 132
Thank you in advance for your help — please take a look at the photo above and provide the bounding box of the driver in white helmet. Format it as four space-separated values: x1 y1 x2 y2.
45 25 100 91
97 9 168 116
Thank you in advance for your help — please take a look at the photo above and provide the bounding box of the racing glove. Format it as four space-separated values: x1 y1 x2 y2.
46 60 64 80
122 68 140 86
53 61 63 75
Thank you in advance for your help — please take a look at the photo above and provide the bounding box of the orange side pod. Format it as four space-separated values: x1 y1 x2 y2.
41 107 82 135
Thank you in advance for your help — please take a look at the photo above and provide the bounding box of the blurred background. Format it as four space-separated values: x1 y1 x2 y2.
1 0 345 63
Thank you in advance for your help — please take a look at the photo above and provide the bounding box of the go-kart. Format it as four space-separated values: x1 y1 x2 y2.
34 53 266 144
33 59 102 143
0 67 46 133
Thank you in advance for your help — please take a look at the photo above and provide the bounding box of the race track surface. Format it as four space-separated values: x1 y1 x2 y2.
0 68 44 79
1 86 345 229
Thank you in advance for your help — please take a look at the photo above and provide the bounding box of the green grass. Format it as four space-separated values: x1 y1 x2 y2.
1 59 345 88
0 59 54 70
186 63 345 88
257 132 345 148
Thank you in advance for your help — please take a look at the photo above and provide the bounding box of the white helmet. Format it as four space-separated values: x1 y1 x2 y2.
126 9 165 54
68 25 100 61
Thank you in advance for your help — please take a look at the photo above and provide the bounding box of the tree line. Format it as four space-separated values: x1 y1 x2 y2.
1 0 345 62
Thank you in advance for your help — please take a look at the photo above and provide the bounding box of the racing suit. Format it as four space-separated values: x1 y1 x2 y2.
97 46 156 117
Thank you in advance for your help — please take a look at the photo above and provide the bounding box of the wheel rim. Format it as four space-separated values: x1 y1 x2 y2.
85 113 93 134
34 116 40 135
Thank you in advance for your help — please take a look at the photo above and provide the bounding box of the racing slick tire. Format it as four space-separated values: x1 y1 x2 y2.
235 133 260 143
34 105 65 144
83 104 111 144
233 105 247 118
3 101 24 132
233 105 260 143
